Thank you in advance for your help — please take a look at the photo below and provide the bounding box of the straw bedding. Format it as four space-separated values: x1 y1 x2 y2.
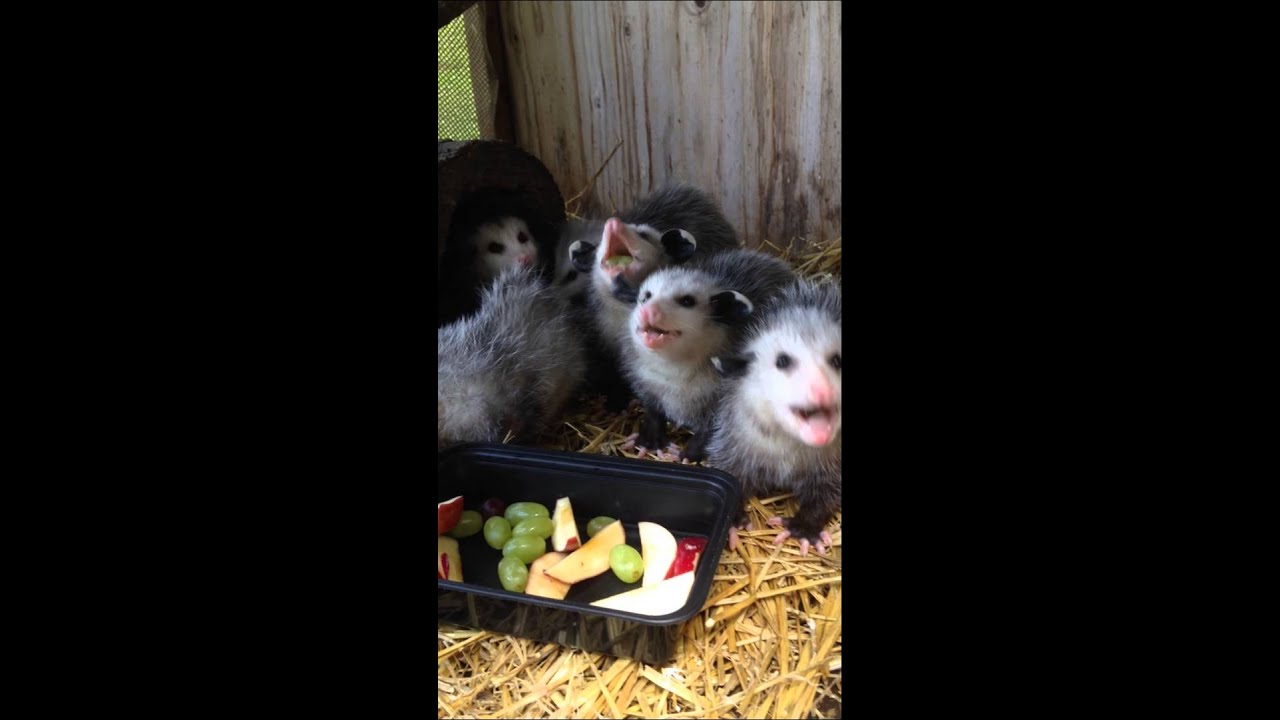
438 230 842 719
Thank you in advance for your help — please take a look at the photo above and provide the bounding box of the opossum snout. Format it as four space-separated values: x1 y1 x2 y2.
807 376 836 408
638 303 663 327
517 254 534 267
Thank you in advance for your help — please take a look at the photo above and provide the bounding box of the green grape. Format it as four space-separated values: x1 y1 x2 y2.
448 510 483 538
502 535 547 565
483 516 512 550
504 502 550 525
512 517 554 539
609 544 643 583
497 556 529 593
587 516 616 538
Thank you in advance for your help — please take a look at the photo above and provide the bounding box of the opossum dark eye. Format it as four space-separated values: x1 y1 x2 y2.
488 243 504 254
830 353 841 371
643 291 652 301
517 232 530 244
775 353 793 371
677 295 696 308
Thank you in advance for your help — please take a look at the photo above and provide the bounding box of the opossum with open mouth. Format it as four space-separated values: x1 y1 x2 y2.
620 250 797 461
438 215 543 327
438 264 585 449
567 184 741 406
707 279 842 556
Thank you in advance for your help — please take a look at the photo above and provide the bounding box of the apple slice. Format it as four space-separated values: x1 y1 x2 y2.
666 537 708 579
525 552 571 599
638 522 678 587
544 520 624 584
438 535 463 581
550 498 581 552
589 571 696 616
438 495 463 536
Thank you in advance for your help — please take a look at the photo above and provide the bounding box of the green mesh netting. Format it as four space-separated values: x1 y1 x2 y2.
438 7 495 140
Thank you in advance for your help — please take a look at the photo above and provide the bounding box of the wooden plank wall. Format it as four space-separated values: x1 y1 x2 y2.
499 0 841 250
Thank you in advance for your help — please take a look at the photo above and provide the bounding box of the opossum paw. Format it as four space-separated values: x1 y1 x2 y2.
728 526 740 551
769 518 832 556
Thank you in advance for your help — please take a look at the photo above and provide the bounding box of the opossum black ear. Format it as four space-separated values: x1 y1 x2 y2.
712 353 755 378
612 275 639 303
661 229 697 262
569 240 596 273
709 291 754 324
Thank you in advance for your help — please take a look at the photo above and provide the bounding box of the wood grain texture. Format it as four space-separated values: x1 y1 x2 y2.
499 0 841 250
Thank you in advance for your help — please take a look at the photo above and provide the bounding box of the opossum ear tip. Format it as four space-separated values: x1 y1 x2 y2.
712 353 754 378
661 228 697 261
709 290 754 323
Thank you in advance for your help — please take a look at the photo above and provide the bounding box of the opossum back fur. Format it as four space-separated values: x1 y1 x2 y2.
619 183 740 254
438 265 586 449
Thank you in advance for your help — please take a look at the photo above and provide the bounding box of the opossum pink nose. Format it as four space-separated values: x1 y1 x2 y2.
639 304 661 326
809 378 835 407
518 254 534 267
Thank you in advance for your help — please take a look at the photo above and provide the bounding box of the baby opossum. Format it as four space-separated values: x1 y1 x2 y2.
471 216 539 281
438 215 541 327
620 250 796 461
707 280 842 556
438 264 585 450
570 184 742 405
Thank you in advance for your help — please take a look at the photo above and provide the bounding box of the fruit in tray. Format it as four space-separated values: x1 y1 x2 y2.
438 536 463 581
512 517 554 539
438 496 464 536
484 516 513 550
638 522 678 587
609 544 644 583
586 516 616 538
480 497 507 520
504 502 549 526
502 535 547 565
447 510 482 539
497 556 528 593
525 552 571 600
667 537 707 580
550 497 581 552
589 571 695 616
544 519 624 584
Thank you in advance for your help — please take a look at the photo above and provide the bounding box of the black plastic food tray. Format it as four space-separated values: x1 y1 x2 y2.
437 443 741 664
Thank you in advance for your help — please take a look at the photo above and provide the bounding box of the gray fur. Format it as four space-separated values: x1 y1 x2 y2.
438 265 586 450
706 280 842 542
618 183 739 255
619 250 795 456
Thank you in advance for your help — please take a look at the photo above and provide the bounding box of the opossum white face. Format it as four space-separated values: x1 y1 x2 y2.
630 270 752 362
721 311 842 447
472 217 537 281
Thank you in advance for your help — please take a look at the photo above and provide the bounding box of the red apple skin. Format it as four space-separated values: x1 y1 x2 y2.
562 536 579 551
665 537 708 579
438 496 464 536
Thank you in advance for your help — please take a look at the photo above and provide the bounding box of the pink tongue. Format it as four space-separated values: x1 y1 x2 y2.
643 330 669 349
800 415 834 446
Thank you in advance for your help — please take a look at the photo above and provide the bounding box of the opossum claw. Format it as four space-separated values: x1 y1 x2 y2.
798 539 811 556
728 526 740 550
766 516 785 527
772 530 791 546
820 530 834 547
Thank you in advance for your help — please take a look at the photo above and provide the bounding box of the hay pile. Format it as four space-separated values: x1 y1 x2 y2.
438 237 843 719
